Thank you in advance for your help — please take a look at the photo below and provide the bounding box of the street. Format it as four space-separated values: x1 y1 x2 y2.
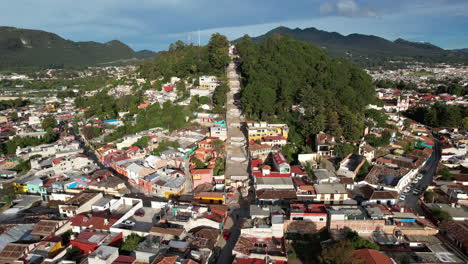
400 141 441 210
215 47 250 264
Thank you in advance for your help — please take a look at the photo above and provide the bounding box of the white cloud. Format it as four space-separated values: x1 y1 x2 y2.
319 0 380 17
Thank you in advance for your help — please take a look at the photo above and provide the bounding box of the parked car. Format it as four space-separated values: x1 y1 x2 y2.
417 174 424 180
413 188 421 195
404 186 411 193
223 231 231 240
134 209 145 217
399 195 406 201
122 220 135 227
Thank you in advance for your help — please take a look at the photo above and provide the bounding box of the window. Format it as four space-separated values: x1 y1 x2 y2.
319 218 324 221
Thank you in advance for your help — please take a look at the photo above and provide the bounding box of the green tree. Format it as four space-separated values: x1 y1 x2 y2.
207 33 230 72
192 157 206 169
119 233 143 255
424 190 436 203
42 117 58 130
132 136 150 148
437 167 453 181
430 208 452 222
335 142 354 159
346 231 380 250
320 240 355 264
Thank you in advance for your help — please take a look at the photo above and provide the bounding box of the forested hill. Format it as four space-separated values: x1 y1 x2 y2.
239 26 468 67
0 26 156 70
236 35 376 146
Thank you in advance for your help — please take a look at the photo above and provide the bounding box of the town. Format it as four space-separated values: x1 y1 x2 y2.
0 38 467 264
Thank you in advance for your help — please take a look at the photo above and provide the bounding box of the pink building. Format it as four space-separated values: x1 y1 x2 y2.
191 168 214 188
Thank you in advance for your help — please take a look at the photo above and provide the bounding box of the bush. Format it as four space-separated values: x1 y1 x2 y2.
120 233 143 255
430 208 452 222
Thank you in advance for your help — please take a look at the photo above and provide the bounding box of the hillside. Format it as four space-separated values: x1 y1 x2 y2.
236 35 376 146
0 27 156 69
239 26 468 66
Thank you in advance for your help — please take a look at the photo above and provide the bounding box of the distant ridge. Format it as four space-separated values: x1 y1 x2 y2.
237 26 468 66
0 26 156 69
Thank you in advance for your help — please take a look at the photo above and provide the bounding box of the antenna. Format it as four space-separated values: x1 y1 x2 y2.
198 29 201 47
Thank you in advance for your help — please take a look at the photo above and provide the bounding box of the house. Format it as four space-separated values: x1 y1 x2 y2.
288 204 328 233
210 126 227 141
70 231 122 254
25 178 47 195
327 205 385 234
134 235 168 263
58 192 103 217
313 183 352 204
359 185 398 206
71 211 123 233
87 175 129 197
313 169 339 184
352 249 393 264
88 245 119 264
249 144 275 160
31 220 67 240
199 76 219 90
439 220 468 255
233 236 287 263
247 122 289 142
261 136 287 147
315 132 336 157
0 243 35 263
191 168 214 189
145 170 186 198
272 152 290 173
359 143 375 162
337 154 366 179
126 162 155 183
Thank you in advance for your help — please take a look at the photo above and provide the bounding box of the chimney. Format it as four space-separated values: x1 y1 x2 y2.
400 207 404 213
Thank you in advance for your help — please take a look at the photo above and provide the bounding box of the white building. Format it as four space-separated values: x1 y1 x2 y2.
199 76 219 90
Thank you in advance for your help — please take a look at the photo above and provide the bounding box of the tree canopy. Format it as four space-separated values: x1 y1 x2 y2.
403 103 468 129
139 33 230 80
236 34 376 150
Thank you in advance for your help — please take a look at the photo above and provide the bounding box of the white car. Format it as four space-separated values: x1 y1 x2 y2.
399 195 406 201
417 174 424 180
122 220 135 226
404 186 411 193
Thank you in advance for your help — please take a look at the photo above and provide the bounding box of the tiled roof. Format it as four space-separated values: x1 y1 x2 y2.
150 226 184 237
71 212 121 230
256 190 297 200
352 249 392 264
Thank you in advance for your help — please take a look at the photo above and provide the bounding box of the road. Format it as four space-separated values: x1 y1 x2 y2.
215 47 250 264
400 141 441 210
71 127 145 195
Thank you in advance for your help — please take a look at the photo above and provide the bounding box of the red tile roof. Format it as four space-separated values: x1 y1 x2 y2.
352 249 392 264
71 212 121 230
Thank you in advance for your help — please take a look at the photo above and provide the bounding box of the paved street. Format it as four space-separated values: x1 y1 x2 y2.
215 47 250 264
400 141 441 210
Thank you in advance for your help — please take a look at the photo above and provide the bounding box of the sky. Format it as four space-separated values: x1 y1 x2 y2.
1 0 467 51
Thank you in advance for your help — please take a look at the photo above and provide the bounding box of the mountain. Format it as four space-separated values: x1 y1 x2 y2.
0 27 156 69
239 26 468 66
453 48 468 53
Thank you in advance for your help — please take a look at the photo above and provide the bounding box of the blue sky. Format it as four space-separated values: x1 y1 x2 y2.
1 0 467 51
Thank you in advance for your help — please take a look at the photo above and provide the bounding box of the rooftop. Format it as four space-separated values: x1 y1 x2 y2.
314 183 347 194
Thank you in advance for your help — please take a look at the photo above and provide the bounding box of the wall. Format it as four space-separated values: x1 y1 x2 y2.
328 219 385 234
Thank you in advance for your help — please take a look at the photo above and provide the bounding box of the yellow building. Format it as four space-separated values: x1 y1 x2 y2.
194 191 224 204
12 182 28 194
164 187 185 199
247 122 289 141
